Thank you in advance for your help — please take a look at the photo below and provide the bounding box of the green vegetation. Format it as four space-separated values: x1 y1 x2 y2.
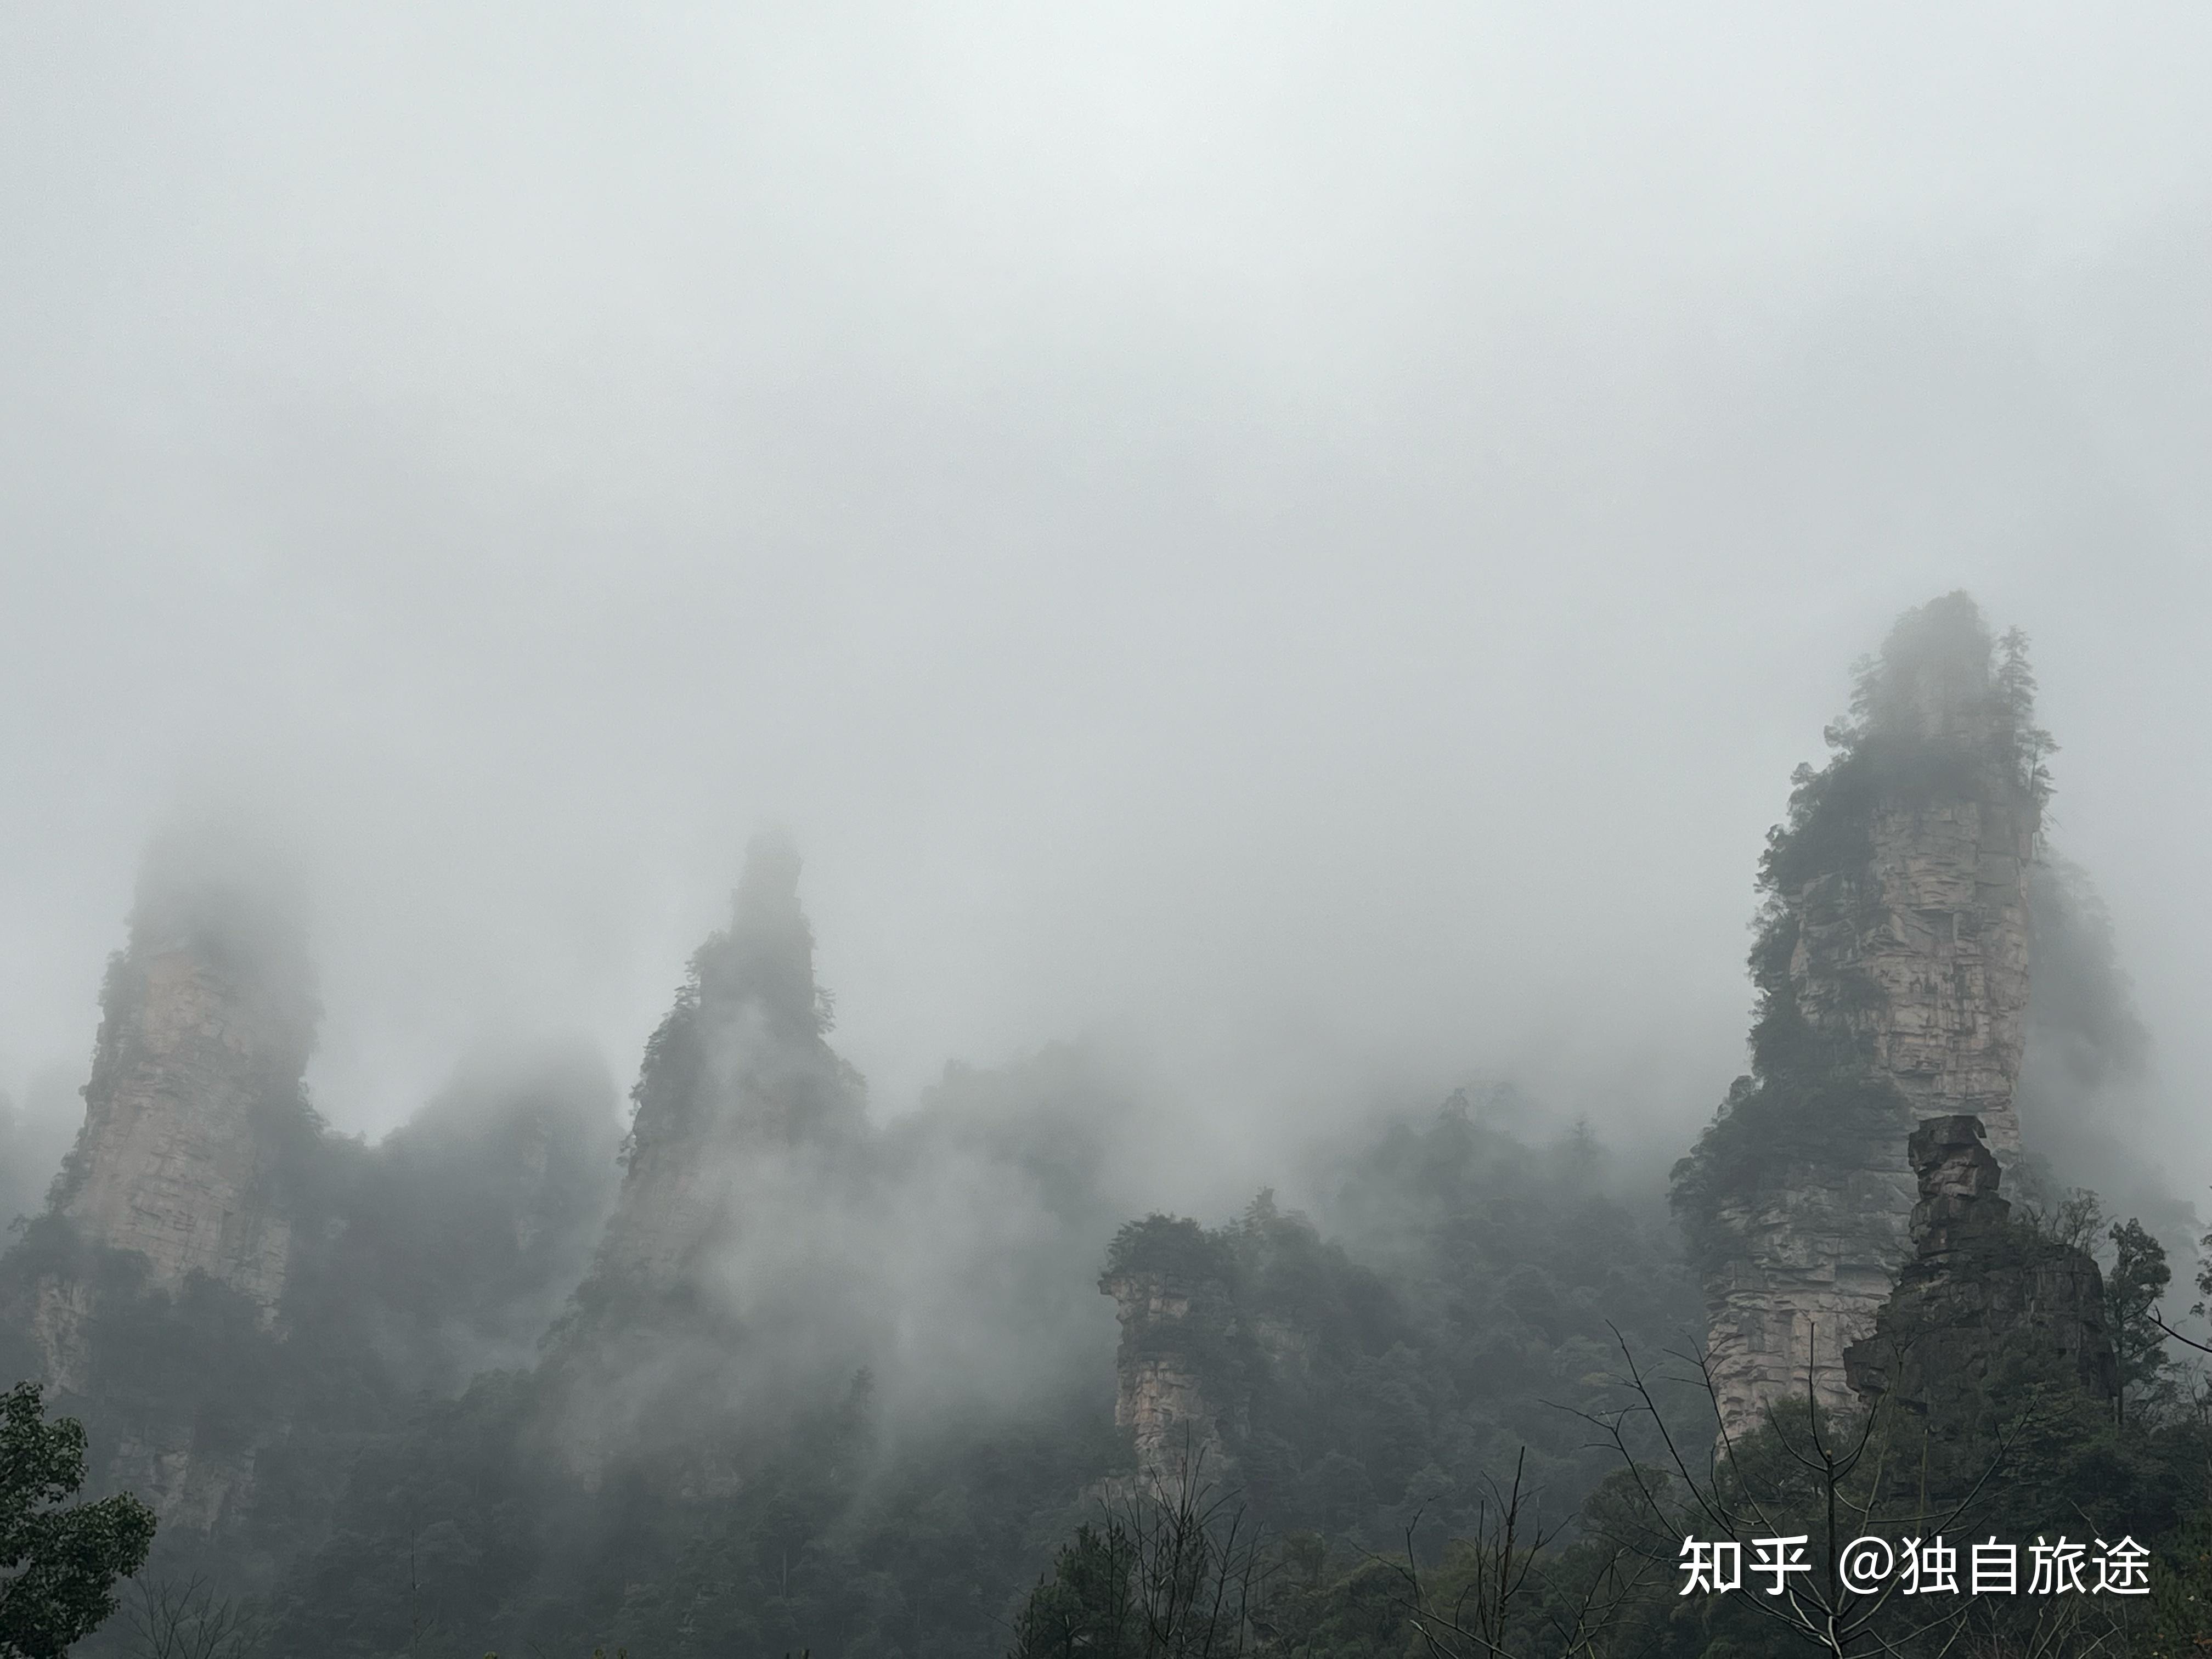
1013 1180 2212 1656
14 594 2207 1656
1007 1465 1267 1658
218 1091 1699 1658
0 1050 619 1611
1671 593 2052 1274
0 1382 155 1658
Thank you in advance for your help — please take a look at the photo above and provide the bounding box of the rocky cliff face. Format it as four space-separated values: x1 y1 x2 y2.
1676 594 2051 1435
0 828 321 1540
1843 1115 2116 1419
49 831 320 1325
1790 795 2034 1159
1098 1229 1243 1483
579 829 863 1307
543 831 870 1476
0 827 621 1565
1096 1199 1398 1494
1699 1168 1923 1432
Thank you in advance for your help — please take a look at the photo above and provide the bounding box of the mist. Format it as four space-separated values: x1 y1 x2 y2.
9 14 2212 1655
4 9 2209 1215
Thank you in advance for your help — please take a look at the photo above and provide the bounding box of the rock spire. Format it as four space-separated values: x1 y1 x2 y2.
579 828 864 1308
1843 1115 2117 1419
50 823 319 1319
1674 593 2051 1434
540 832 871 1479
1098 1217 1244 1483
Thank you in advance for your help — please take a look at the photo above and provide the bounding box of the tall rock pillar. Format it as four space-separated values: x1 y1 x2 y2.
1674 594 2049 1435
2 823 321 1534
1098 1217 1244 1485
579 828 864 1306
1843 1115 2117 1419
49 827 319 1324
541 830 870 1477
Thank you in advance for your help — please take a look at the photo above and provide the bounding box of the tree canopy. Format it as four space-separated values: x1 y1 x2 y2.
0 1381 155 1659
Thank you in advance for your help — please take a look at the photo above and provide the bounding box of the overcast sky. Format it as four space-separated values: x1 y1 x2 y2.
2 5 2207 1199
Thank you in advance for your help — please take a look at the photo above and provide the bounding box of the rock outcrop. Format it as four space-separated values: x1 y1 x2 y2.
0 825 622 1564
1096 1198 1401 1494
1790 806 2034 1161
1098 1218 1244 1482
1675 594 2052 1435
541 830 870 1477
1843 1115 2117 1419
49 828 319 1324
1698 1165 1925 1432
0 826 321 1539
575 828 863 1309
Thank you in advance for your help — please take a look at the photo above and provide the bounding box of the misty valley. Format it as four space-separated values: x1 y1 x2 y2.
1 592 2207 1658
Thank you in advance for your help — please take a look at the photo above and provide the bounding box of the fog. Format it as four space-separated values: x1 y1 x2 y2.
3 6 2208 1215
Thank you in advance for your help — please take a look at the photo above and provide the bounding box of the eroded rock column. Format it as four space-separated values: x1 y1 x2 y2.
1683 594 2048 1435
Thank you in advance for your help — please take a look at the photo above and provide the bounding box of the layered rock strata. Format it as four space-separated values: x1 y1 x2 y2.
1843 1115 2116 1418
55 918 315 1321
48 828 318 1322
1790 800 2034 1160
1095 1200 1397 1494
1702 1169 1925 1432
4 829 320 1533
3 825 625 1551
1099 1242 1242 1483
1685 595 2048 1435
